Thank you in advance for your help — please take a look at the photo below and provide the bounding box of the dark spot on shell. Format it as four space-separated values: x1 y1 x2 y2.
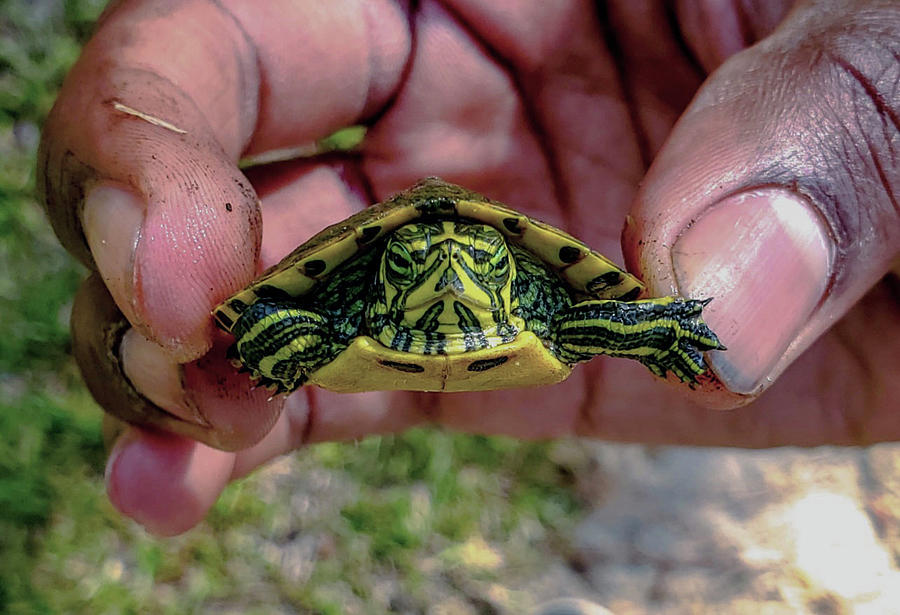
254 285 294 301
303 259 326 276
601 271 621 285
417 197 457 216
619 287 642 301
214 311 234 330
586 271 624 294
378 360 425 373
467 356 509 372
360 226 381 243
558 246 581 264
502 217 522 233
225 202 232 212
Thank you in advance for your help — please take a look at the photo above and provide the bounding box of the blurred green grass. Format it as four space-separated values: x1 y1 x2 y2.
0 2 587 612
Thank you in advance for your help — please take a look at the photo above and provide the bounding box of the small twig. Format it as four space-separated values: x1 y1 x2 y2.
111 101 187 134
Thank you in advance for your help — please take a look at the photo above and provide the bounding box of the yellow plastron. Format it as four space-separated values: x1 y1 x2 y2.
309 331 572 393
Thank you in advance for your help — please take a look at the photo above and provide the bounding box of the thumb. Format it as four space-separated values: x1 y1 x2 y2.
38 2 270 448
627 1 900 401
38 2 263 361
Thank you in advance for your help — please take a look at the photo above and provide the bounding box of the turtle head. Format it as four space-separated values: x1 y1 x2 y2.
376 220 516 332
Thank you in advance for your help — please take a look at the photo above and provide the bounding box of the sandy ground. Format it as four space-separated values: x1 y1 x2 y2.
235 440 900 614
554 443 900 614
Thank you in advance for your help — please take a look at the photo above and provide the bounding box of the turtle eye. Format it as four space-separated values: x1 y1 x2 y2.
384 241 417 287
469 246 491 264
490 252 511 285
464 233 510 287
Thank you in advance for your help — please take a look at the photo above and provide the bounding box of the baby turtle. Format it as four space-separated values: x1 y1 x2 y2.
214 178 724 393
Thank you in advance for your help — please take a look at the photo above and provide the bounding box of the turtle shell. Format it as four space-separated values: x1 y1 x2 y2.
213 177 643 335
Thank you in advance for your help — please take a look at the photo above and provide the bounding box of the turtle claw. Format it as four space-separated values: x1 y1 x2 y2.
226 344 249 370
637 312 724 384
235 359 300 397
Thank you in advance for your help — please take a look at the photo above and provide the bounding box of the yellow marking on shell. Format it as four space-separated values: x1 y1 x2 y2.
213 304 242 334
455 198 521 228
516 218 581 267
354 201 422 242
559 254 643 299
309 332 571 392
266 268 318 297
288 232 357 279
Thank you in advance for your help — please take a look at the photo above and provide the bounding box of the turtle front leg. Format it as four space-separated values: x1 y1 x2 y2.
230 298 341 394
551 297 725 384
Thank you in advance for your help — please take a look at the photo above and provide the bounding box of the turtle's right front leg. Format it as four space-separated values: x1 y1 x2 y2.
230 298 342 393
551 296 725 384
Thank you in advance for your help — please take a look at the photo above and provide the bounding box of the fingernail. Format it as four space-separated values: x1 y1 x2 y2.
83 183 144 325
120 329 208 426
672 189 833 394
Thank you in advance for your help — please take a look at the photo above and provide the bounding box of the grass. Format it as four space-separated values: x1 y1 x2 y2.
0 2 587 612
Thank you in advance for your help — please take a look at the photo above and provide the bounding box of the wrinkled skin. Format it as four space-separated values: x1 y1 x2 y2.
38 0 900 535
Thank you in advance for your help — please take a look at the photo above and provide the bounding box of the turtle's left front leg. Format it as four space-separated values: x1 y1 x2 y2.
229 298 342 394
551 297 725 383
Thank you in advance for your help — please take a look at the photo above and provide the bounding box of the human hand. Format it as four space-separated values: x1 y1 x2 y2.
40 0 899 535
